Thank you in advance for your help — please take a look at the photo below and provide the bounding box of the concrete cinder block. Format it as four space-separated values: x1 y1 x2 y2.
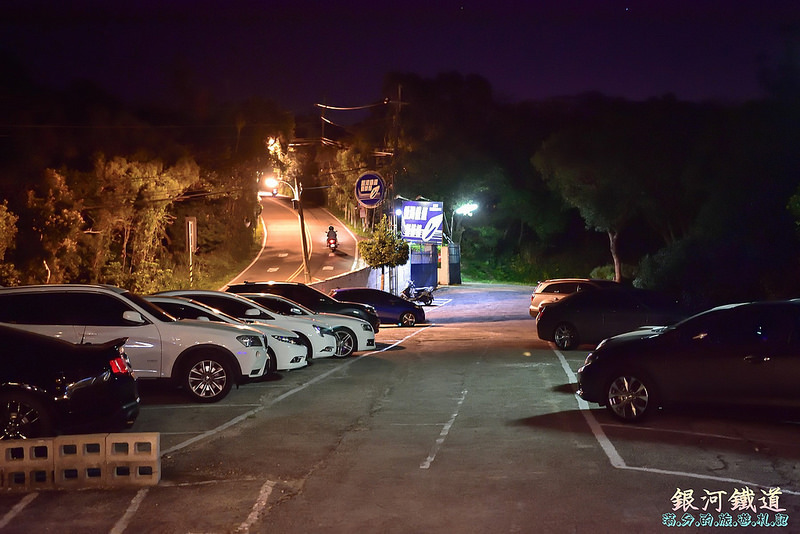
0 432 161 490
105 433 161 486
53 434 107 488
0 439 54 490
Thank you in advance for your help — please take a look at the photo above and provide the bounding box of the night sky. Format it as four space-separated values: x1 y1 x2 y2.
2 1 799 114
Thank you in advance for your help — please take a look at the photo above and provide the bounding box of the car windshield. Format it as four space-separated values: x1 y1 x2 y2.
297 286 337 305
126 292 176 322
246 294 315 316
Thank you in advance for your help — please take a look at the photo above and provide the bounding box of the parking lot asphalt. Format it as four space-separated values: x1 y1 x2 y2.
1 283 799 533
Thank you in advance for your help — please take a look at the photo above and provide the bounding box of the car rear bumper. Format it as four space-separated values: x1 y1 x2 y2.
60 376 141 433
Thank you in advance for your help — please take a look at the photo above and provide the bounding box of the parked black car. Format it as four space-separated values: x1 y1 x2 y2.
578 300 800 422
329 287 425 327
536 287 686 350
0 324 139 439
226 281 380 332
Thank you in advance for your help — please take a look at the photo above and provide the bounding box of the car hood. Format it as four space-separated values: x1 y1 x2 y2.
597 325 668 349
166 318 264 336
315 312 370 329
219 320 298 338
271 315 336 333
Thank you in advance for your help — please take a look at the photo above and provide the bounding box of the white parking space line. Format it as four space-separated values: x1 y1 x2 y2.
553 348 800 496
426 298 452 310
0 493 37 529
237 480 275 533
420 389 468 470
109 488 148 534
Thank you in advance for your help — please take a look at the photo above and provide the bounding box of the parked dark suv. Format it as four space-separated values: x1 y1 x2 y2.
226 281 380 332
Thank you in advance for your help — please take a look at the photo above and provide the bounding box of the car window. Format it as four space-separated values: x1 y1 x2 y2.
682 307 794 349
158 301 221 322
543 282 578 294
192 295 274 320
0 292 74 324
286 286 331 306
252 297 288 314
64 293 139 326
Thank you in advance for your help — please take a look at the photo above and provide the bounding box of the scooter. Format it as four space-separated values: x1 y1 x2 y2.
401 280 436 306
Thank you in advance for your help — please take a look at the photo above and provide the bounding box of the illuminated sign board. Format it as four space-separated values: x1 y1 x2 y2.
401 201 443 244
354 172 386 208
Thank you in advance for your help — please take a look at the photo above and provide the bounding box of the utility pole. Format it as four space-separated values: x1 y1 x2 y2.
295 176 311 284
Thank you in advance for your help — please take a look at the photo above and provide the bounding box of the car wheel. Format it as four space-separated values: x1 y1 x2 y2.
553 323 578 350
334 327 356 358
0 393 55 439
605 373 655 422
399 311 417 327
296 333 313 363
183 353 234 403
266 347 279 375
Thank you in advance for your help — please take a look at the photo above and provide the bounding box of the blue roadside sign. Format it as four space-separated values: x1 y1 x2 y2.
355 172 386 208
401 201 443 244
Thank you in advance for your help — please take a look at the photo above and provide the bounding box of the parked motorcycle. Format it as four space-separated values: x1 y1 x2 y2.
401 280 436 306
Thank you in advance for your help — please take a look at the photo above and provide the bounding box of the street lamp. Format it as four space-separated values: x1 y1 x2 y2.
265 175 311 284
449 201 478 245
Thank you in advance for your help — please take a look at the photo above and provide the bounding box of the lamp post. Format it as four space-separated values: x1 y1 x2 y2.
265 176 311 284
449 201 479 245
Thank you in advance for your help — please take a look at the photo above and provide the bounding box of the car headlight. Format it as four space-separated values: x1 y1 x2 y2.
583 352 596 366
361 323 373 332
237 334 264 347
271 334 302 345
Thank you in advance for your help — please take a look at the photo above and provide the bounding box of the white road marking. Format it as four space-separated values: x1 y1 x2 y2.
0 493 37 529
109 488 148 534
553 348 800 495
420 389 468 470
236 480 275 533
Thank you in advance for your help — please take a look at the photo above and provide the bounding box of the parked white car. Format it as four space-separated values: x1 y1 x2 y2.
144 295 308 372
0 284 270 402
156 290 339 360
239 292 376 358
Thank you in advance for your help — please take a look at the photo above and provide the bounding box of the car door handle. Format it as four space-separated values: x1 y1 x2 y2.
744 355 770 364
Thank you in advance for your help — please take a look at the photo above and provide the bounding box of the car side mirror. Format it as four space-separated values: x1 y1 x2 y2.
245 308 260 317
290 307 303 315
122 311 145 325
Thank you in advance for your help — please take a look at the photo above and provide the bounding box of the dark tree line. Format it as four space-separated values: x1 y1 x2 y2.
0 52 293 290
350 67 800 309
3 48 800 309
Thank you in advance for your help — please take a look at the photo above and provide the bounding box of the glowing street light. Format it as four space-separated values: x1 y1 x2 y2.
448 201 479 245
454 201 479 217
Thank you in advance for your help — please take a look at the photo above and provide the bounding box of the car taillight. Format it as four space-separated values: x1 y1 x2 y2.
109 356 132 375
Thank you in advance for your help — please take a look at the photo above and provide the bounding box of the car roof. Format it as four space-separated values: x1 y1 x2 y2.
537 278 617 286
0 283 128 294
